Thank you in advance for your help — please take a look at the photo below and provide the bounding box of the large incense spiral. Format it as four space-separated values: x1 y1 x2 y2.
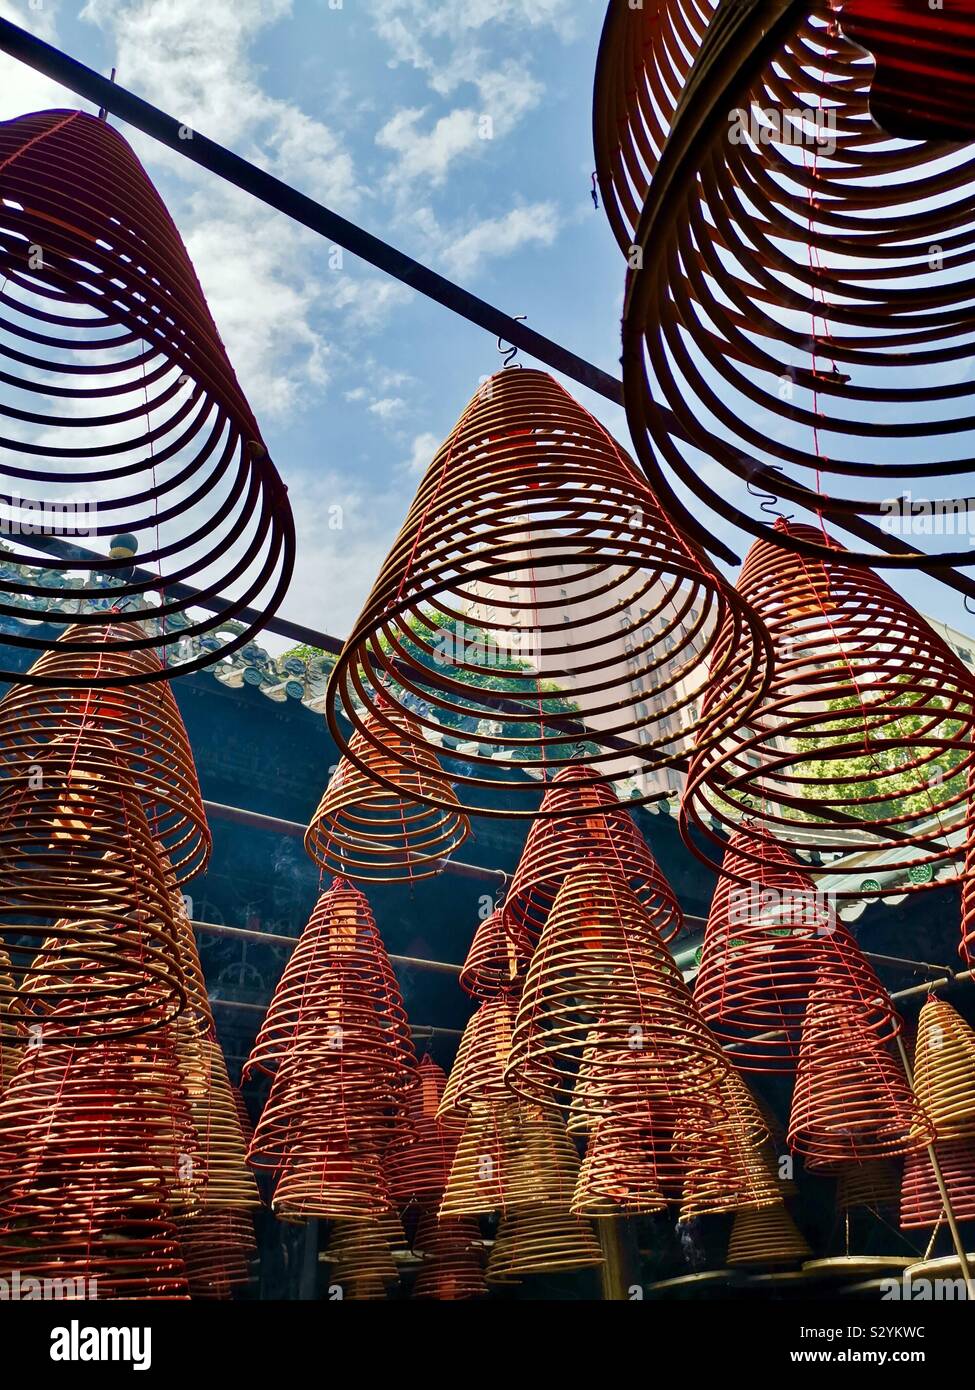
912 997 975 1140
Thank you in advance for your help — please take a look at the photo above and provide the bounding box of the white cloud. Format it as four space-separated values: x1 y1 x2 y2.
0 1 66 119
441 202 560 278
403 431 440 476
368 397 406 420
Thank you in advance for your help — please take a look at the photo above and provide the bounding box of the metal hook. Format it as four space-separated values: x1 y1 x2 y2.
964 595 975 617
744 461 793 521
497 314 527 369
98 68 117 122
590 172 599 210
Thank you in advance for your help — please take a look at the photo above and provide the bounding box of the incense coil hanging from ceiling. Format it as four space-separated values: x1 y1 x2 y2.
458 907 531 1001
595 0 975 569
178 1209 257 1299
411 1214 487 1301
693 827 901 1070
680 521 975 893
0 625 210 882
386 1054 462 1210
900 1138 975 1230
326 366 771 818
0 108 294 684
912 996 975 1141
504 764 682 946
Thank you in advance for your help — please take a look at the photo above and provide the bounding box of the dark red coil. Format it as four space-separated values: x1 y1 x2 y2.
458 908 531 1001
900 1139 975 1230
0 109 294 684
179 1209 257 1299
386 1055 462 1209
411 1214 486 1300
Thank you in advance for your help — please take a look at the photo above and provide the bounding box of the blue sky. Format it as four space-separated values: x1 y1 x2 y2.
0 0 969 644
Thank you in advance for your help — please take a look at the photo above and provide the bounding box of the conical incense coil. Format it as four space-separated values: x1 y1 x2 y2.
412 1214 487 1300
386 1055 462 1208
912 997 975 1140
437 998 516 1119
0 1206 189 1300
682 522 975 892
0 625 210 882
178 1031 260 1209
835 1160 902 1214
169 877 214 1037
788 984 935 1167
269 1133 393 1221
571 1121 668 1217
306 707 469 882
505 765 683 946
727 1204 812 1269
0 109 294 683
487 1206 604 1281
326 366 770 818
676 1071 779 1221
459 909 531 1001
0 948 23 1093
900 1139 975 1230
323 1219 399 1299
0 748 185 1038
615 0 975 570
242 879 414 1085
439 1101 582 1218
506 863 727 1112
693 829 900 1071
179 1209 257 1299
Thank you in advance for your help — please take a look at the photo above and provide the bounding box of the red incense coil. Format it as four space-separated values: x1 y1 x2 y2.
459 908 531 1001
326 366 770 818
912 997 975 1140
386 1055 462 1209
0 948 22 1093
900 1138 975 1230
504 764 683 946
505 863 727 1113
178 1031 260 1209
571 1121 668 1217
788 983 935 1167
269 1134 393 1221
411 1214 487 1301
0 625 210 882
439 1100 582 1218
693 828 901 1071
682 521 975 893
0 108 294 684
437 997 517 1119
306 706 470 883
179 1209 257 1299
0 747 184 1038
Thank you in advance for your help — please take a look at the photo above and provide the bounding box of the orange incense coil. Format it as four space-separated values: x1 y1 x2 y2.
571 1121 668 1217
505 765 683 946
0 109 294 684
178 1209 257 1299
0 948 22 1092
912 997 975 1140
412 1214 487 1301
834 1160 902 1214
693 829 901 1071
269 1133 393 1221
675 1072 779 1220
727 1204 812 1269
178 1031 260 1209
386 1055 462 1209
486 1206 603 1282
788 984 935 1167
505 863 727 1113
439 1101 582 1218
242 879 413 1085
306 706 469 883
326 367 770 819
0 625 210 882
168 878 214 1037
0 748 185 1039
900 1139 975 1230
459 909 531 1001
682 522 975 894
438 997 517 1119
322 1219 399 1299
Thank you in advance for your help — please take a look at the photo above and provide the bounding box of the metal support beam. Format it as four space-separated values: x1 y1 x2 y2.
192 916 462 975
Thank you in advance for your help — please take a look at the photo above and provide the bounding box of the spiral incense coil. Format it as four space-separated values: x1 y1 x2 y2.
486 1207 604 1282
727 1203 812 1269
900 1139 975 1230
459 909 531 1001
269 1134 393 1221
0 745 185 1038
439 1100 582 1218
242 879 414 1085
681 522 975 892
505 863 727 1113
0 1207 189 1300
912 997 975 1140
306 707 470 883
323 1219 400 1299
0 109 294 683
834 1159 902 1214
610 0 975 570
570 1122 668 1217
437 998 517 1119
678 1115 782 1222
0 949 22 1093
386 1055 462 1208
504 765 683 947
693 829 900 1071
178 1209 257 1299
169 879 214 1036
177 1031 260 1209
412 1214 487 1300
0 625 210 882
788 984 935 1167
327 366 770 819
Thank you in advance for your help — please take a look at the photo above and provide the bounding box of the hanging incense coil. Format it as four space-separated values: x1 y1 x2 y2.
459 909 531 1001
242 879 414 1085
0 949 22 1092
0 108 294 683
437 997 517 1119
676 1070 780 1221
605 0 975 569
900 1139 975 1230
178 1031 260 1209
327 366 770 818
0 748 184 1038
682 522 975 893
439 1101 582 1218
571 1121 668 1217
386 1055 462 1209
306 707 470 882
179 1209 257 1299
505 765 683 946
727 1204 812 1269
487 1206 604 1282
0 625 210 882
269 1135 393 1221
912 997 975 1140
835 1160 902 1214
693 828 901 1071
323 1219 400 1300
412 1214 487 1300
788 982 935 1167
505 863 727 1113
